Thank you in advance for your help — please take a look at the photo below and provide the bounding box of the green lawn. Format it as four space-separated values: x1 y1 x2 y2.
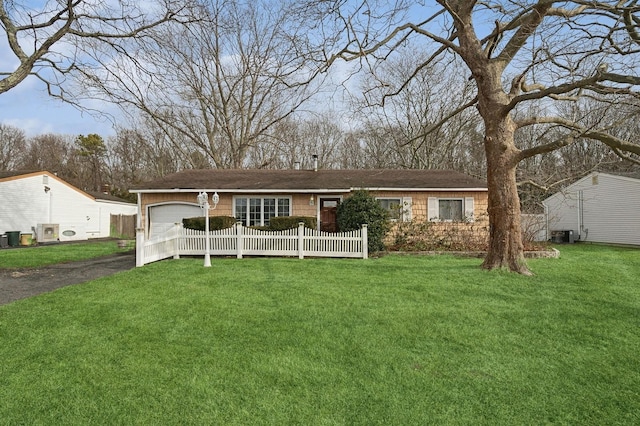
0 245 638 424
0 240 133 268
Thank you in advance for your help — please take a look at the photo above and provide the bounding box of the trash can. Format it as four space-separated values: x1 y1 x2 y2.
6 231 20 247
0 234 8 248
20 233 33 246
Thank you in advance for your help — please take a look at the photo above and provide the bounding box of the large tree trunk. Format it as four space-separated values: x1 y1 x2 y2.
444 0 532 274
481 115 531 275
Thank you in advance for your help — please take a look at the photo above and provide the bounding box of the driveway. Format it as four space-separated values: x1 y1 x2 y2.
0 251 136 306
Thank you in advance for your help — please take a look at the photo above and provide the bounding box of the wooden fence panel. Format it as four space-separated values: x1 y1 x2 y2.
111 214 136 238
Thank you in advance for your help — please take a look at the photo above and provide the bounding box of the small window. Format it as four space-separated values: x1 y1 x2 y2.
428 197 474 222
439 199 463 221
377 198 403 220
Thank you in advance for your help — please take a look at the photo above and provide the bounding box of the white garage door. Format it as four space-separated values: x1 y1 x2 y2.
149 204 202 237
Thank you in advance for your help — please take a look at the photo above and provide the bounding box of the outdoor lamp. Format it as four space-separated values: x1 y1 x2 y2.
197 191 212 267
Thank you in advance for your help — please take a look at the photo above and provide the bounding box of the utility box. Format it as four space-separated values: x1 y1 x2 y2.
551 230 574 243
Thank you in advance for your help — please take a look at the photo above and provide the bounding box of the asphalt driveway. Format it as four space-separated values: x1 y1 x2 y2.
0 251 136 306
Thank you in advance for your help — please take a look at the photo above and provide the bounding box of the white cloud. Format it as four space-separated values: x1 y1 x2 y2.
2 117 55 136
0 87 117 137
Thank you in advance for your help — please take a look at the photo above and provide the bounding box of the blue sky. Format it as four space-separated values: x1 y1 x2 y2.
0 1 475 139
0 79 117 137
0 1 127 138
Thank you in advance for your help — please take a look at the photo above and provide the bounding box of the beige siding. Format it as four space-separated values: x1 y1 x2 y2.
371 190 489 221
140 190 489 233
140 192 317 228
291 193 317 217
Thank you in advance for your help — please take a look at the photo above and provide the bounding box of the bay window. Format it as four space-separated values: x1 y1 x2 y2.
234 196 291 226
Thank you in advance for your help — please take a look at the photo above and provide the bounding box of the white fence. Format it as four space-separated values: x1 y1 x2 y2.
136 222 368 266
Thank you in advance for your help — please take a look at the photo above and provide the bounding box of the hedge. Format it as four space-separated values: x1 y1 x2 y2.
268 216 317 230
182 216 236 231
183 216 317 231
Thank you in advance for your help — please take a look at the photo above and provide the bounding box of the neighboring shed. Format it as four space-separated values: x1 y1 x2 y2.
542 172 640 246
0 171 137 242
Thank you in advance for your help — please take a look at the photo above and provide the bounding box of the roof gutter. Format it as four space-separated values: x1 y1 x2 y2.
130 187 488 194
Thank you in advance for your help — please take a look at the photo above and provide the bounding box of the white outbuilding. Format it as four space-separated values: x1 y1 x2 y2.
542 172 640 246
0 171 137 244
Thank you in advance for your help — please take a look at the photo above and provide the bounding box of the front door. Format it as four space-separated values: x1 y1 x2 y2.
320 198 340 232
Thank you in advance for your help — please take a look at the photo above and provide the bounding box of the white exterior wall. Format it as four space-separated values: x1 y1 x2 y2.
543 173 640 246
1 174 52 234
543 191 580 236
1 172 136 240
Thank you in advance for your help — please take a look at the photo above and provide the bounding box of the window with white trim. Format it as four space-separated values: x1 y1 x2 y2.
439 199 463 221
234 196 291 226
428 197 474 222
377 197 412 221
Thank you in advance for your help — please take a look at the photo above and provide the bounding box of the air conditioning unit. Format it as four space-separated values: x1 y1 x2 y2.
550 229 575 244
37 224 59 243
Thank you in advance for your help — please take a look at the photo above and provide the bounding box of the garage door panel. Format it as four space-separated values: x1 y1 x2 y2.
149 204 201 237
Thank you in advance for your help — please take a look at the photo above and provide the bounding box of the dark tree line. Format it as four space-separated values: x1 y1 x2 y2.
2 109 637 207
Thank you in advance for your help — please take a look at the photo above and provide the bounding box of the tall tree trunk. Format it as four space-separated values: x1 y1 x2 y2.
446 0 532 274
481 115 531 275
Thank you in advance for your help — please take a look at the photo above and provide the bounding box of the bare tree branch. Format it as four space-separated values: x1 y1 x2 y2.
79 0 322 168
0 0 194 95
516 115 640 160
401 95 479 146
493 1 554 67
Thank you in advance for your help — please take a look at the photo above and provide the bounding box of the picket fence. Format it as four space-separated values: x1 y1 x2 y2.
136 222 368 266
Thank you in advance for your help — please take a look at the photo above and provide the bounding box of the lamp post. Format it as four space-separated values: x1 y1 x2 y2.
197 191 220 268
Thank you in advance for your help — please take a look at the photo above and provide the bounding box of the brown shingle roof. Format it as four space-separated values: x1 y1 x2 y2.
86 191 135 204
130 169 487 192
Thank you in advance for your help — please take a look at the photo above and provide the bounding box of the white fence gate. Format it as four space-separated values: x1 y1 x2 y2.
136 222 368 266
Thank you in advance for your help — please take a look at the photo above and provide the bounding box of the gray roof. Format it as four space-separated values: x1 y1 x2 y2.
86 191 135 204
131 169 487 192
